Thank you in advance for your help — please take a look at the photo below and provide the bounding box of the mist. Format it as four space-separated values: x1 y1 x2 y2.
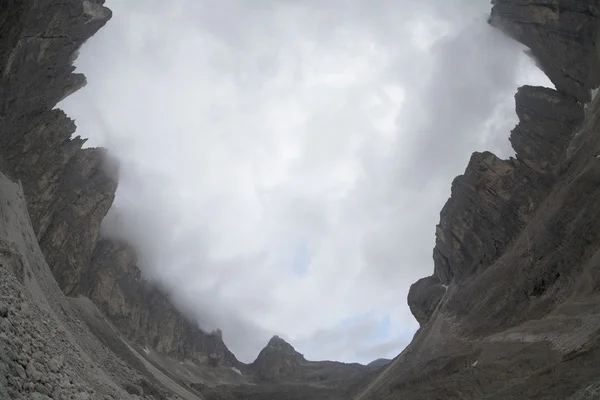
60 0 552 364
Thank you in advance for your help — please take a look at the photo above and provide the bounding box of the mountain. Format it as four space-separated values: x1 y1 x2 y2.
355 1 600 399
2 0 600 399
0 0 240 375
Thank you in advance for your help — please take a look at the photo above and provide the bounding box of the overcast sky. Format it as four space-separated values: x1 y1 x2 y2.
61 0 552 364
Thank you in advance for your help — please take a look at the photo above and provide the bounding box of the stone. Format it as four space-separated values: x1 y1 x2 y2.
46 356 62 373
407 275 447 327
33 382 49 395
29 392 51 400
26 362 42 382
8 376 22 390
73 392 90 400
8 388 24 400
0 318 10 333
490 0 600 102
14 364 27 380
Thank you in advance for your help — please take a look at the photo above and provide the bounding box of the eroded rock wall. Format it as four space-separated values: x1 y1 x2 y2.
490 0 600 102
0 0 116 295
0 0 240 372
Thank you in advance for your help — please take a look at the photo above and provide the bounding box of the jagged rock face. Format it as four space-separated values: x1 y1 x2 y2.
251 336 306 382
82 239 240 368
0 0 248 377
433 151 548 284
0 0 111 128
432 85 583 285
0 0 116 295
511 85 585 170
357 2 600 399
407 276 446 327
489 0 600 102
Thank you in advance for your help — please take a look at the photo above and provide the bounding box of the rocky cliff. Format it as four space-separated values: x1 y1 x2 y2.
0 0 240 375
360 1 600 399
83 239 241 368
0 0 116 297
489 0 600 103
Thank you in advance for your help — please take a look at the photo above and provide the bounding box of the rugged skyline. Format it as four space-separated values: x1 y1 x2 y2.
61 0 551 363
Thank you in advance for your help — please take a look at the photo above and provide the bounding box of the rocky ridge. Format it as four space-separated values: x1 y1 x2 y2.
0 0 242 376
0 170 180 399
359 1 600 399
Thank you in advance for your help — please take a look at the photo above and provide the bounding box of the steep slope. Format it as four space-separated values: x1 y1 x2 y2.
0 0 242 377
489 0 600 103
0 170 182 399
357 2 600 399
0 0 117 296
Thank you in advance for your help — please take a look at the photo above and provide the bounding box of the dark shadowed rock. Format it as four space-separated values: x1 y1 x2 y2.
0 1 116 296
407 275 446 327
489 0 600 102
510 85 585 171
433 151 551 284
433 85 583 285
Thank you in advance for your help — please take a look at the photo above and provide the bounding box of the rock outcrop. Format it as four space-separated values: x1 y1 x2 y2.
489 0 600 102
0 170 179 400
510 85 585 170
0 0 243 376
0 0 116 296
433 85 583 285
356 2 600 399
407 276 446 328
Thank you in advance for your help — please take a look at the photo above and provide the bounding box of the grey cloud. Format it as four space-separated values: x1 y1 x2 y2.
61 0 548 364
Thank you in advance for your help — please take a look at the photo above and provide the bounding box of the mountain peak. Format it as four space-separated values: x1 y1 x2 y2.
267 335 292 349
250 335 306 382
